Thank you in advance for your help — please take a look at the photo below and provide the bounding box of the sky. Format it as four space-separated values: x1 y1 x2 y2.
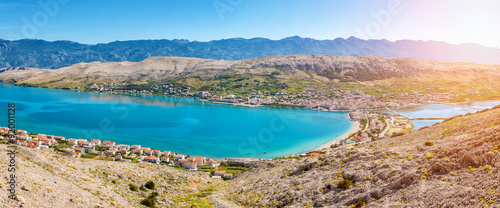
0 0 499 48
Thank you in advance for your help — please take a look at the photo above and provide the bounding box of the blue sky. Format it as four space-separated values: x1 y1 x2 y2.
0 0 499 48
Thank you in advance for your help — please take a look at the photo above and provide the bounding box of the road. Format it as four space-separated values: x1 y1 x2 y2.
379 117 391 137
386 107 450 120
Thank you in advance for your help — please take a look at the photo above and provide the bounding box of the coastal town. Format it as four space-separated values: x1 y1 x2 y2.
88 81 423 150
300 110 413 153
0 127 247 180
0 83 428 169
86 82 453 150
87 82 458 111
0 107 413 177
0 83 450 179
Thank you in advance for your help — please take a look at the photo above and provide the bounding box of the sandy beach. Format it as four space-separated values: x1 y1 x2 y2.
314 120 360 151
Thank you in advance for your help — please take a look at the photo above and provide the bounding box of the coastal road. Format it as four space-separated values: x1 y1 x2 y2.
379 117 390 137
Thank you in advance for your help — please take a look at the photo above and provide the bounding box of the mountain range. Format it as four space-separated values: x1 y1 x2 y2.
1 36 500 69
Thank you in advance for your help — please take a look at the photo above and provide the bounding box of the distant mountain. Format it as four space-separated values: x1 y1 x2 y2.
1 36 500 69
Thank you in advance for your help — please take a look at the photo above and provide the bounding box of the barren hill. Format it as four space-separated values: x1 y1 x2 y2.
0 145 217 208
1 54 500 100
2 54 500 81
218 106 500 207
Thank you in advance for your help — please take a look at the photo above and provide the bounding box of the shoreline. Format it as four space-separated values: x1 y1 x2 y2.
3 82 362 113
4 82 499 159
313 114 360 151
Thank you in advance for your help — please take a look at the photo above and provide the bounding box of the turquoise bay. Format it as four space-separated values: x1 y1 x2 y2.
0 83 352 159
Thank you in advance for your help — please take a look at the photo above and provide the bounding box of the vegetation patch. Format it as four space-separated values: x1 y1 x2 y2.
337 177 354 189
424 142 435 146
140 192 159 207
129 183 138 192
81 153 99 158
145 181 155 190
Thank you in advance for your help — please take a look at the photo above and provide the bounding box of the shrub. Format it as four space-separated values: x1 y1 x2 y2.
218 166 248 171
129 184 138 192
353 201 367 207
139 185 147 191
95 145 105 151
145 181 155 189
140 191 159 207
81 153 99 158
149 192 159 198
337 178 353 189
140 198 155 207
424 142 435 146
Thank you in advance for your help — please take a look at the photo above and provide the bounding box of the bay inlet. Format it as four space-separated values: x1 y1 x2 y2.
395 103 500 130
0 83 353 159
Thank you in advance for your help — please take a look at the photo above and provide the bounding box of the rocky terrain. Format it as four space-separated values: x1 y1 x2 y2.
218 106 500 207
2 55 499 83
1 54 499 101
2 37 500 69
0 145 217 208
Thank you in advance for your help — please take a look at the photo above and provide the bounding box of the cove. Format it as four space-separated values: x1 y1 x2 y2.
0 83 353 159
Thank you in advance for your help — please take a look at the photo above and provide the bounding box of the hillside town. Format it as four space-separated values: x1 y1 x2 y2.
0 127 245 180
330 110 414 148
1 109 411 176
87 82 458 111
2 83 433 176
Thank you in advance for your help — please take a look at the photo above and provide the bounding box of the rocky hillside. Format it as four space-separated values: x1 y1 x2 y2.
2 54 500 101
218 106 500 207
0 145 218 208
2 36 500 69
2 55 500 82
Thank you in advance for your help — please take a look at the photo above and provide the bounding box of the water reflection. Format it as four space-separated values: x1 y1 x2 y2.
463 101 500 109
86 94 193 107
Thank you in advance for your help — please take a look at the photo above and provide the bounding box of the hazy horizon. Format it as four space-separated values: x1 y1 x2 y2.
1 0 499 48
2 36 499 50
